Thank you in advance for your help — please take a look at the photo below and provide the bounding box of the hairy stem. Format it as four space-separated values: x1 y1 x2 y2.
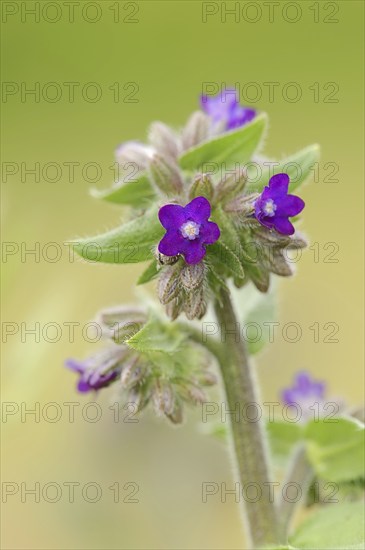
213 288 280 548
278 444 314 539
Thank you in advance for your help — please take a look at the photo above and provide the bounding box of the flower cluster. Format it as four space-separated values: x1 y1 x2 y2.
65 306 217 423
77 90 308 320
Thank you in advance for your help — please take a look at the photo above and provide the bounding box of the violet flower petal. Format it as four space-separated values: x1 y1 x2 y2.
182 240 207 264
159 204 186 230
276 195 305 217
273 217 295 235
200 221 221 244
268 173 290 196
158 230 185 256
185 196 211 222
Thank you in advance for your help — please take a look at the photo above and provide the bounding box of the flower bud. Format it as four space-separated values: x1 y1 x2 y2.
148 154 183 196
181 111 211 150
215 168 247 203
97 306 146 340
120 357 145 388
152 380 175 417
128 386 151 413
166 399 184 424
180 263 205 291
115 141 154 170
189 173 213 201
157 266 181 305
178 382 207 405
252 224 291 248
224 193 259 216
286 234 308 249
148 122 180 162
262 249 293 277
195 371 218 386
165 296 184 321
184 288 207 320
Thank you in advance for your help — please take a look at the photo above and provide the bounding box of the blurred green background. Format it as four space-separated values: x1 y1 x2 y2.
1 1 364 548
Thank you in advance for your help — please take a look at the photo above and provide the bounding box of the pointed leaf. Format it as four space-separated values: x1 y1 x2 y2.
179 113 267 171
207 241 245 280
90 172 155 206
246 144 320 194
289 501 365 550
137 260 160 285
305 417 365 483
72 206 164 264
126 317 185 354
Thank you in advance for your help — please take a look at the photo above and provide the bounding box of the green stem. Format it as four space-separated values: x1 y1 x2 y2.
213 288 280 548
278 444 314 539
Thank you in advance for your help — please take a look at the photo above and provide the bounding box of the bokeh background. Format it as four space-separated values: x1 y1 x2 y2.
2 1 364 548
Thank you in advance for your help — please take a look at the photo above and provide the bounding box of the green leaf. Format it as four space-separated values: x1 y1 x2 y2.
305 417 365 483
179 113 267 171
266 420 304 468
289 501 365 549
126 316 185 355
207 241 245 280
137 260 160 285
90 172 155 206
72 206 164 264
246 144 320 194
230 281 277 354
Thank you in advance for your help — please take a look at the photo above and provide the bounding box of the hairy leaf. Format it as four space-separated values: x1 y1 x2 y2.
72 206 163 264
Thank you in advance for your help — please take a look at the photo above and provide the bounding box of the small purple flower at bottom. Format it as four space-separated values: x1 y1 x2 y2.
254 173 305 235
65 346 125 393
158 196 220 265
200 89 256 131
282 371 326 421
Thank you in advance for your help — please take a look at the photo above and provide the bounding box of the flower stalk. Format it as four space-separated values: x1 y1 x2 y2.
214 288 280 548
278 444 314 540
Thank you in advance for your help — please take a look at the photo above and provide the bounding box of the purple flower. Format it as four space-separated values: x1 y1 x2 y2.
158 196 220 265
65 346 126 393
282 371 326 420
254 174 305 235
200 89 256 131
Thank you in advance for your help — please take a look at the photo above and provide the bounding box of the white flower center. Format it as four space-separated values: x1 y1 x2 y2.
180 221 200 240
263 198 277 217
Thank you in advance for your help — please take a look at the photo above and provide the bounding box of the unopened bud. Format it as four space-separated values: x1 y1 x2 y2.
181 111 211 150
115 141 154 170
224 193 259 216
165 296 184 321
152 380 175 416
286 234 308 250
157 266 181 305
148 122 180 162
189 173 213 201
215 168 247 203
121 357 145 388
97 306 146 339
196 371 218 386
262 249 292 277
127 386 150 413
187 385 207 404
184 288 207 320
253 224 291 247
148 154 183 196
180 263 205 291
166 399 184 424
